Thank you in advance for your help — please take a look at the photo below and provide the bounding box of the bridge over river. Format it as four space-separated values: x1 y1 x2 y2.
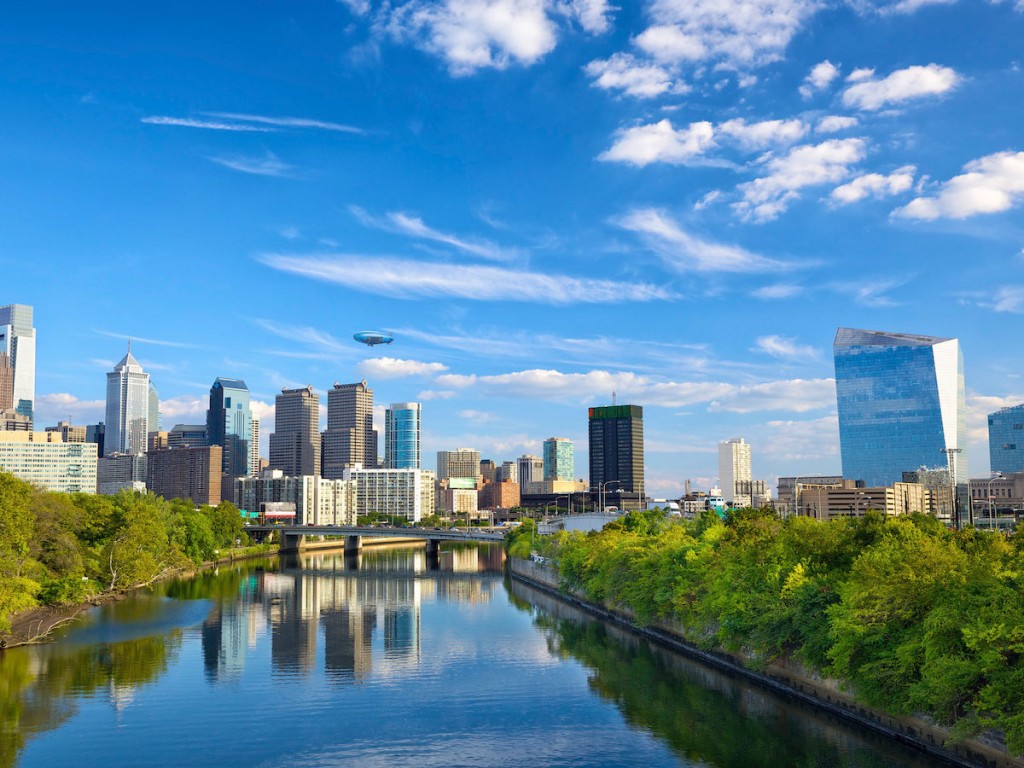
245 524 507 554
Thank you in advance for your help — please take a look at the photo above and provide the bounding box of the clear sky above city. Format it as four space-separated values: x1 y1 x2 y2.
5 0 1024 496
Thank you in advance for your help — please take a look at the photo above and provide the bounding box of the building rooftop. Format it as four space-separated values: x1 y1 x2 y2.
834 327 953 348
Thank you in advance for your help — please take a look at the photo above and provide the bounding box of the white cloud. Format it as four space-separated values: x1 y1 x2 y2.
34 393 105 427
560 0 614 33
717 118 808 150
756 414 839 461
841 64 960 111
417 389 458 400
204 112 363 134
980 285 1024 313
458 408 500 422
159 395 208 422
894 151 1024 220
141 116 274 132
708 378 835 413
384 0 559 75
734 138 867 222
351 206 518 261
799 59 840 98
599 119 715 166
584 53 687 98
752 335 819 360
816 115 859 133
829 278 904 307
831 166 915 203
850 0 957 15
94 330 198 349
751 283 803 299
259 253 674 303
210 153 295 178
615 208 790 272
339 0 371 14
635 0 822 68
357 357 449 379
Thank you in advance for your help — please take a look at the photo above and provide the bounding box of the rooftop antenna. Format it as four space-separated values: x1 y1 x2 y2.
612 390 616 406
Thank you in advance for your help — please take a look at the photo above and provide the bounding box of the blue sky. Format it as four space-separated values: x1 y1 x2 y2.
5 0 1024 497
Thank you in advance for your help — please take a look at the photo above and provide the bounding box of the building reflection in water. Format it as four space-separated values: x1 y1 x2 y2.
200 544 502 684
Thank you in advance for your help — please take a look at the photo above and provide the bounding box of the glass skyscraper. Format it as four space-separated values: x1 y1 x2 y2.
833 327 967 490
588 404 644 503
384 402 420 469
104 346 150 456
543 437 574 481
207 378 254 479
988 403 1024 474
0 304 36 421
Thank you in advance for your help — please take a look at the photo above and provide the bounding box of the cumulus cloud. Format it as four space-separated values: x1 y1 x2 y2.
717 118 808 150
259 253 674 303
841 63 960 110
894 151 1024 220
159 395 208 421
634 0 823 69
34 393 106 427
615 208 791 272
383 0 559 75
560 0 614 33
831 165 915 204
357 357 449 379
735 138 867 222
752 335 819 360
599 119 715 166
584 53 687 97
816 115 859 133
799 59 840 98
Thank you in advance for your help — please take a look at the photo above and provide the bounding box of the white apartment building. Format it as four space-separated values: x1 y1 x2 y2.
343 465 436 522
718 437 752 507
0 430 97 493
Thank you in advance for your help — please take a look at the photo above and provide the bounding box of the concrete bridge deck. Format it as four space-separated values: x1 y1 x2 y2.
245 524 506 552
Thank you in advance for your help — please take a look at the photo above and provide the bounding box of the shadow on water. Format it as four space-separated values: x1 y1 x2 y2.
506 577 956 768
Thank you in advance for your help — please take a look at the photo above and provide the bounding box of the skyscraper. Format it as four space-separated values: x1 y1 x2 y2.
322 381 377 478
0 304 36 421
436 448 481 482
148 381 160 434
588 404 644 506
718 437 752 507
207 378 254 479
269 386 320 477
384 402 420 469
543 437 575 481
517 454 544 487
988 403 1024 475
250 415 260 476
104 346 150 456
834 327 967 489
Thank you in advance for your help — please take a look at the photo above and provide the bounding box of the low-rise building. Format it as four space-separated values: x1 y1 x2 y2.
0 430 97 493
819 482 929 520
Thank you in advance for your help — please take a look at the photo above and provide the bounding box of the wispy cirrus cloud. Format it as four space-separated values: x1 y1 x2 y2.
141 116 275 132
752 335 820 361
143 112 362 134
258 253 674 303
615 208 795 272
751 283 803 299
209 152 296 178
350 206 519 261
204 112 363 133
95 329 200 349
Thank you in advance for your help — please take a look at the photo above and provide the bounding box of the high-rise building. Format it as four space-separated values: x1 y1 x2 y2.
86 422 105 457
147 445 222 506
250 415 260 476
718 437 752 506
543 437 574 481
517 454 544 487
834 328 967 490
588 405 644 506
104 346 151 456
479 459 497 484
436 448 481 483
498 460 518 484
322 381 377 478
384 402 420 469
988 403 1024 475
342 465 436 522
168 424 208 448
0 304 36 421
0 353 13 414
270 386 320 477
207 378 253 479
0 431 97 494
148 381 160 433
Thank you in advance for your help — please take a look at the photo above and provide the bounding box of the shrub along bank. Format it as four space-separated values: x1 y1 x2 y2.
507 509 1024 755
0 471 250 637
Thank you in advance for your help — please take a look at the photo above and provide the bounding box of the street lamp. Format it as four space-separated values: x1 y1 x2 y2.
595 480 620 514
941 447 964 529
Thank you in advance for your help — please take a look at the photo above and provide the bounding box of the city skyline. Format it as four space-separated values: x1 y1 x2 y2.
7 2 1024 497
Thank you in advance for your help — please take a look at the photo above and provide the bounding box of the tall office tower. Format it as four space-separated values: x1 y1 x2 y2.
104 346 151 456
322 381 377 478
270 386 320 477
479 459 497 483
207 378 254 480
834 328 967 488
148 381 160 433
86 422 105 457
0 353 13 412
718 438 752 506
147 445 223 506
588 405 645 500
543 437 575 481
517 454 544 487
250 415 260 476
436 448 481 482
0 304 36 421
498 460 518 484
988 404 1024 474
384 402 421 469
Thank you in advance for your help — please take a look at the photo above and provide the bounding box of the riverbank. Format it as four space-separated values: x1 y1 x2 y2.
508 556 1024 768
0 542 279 649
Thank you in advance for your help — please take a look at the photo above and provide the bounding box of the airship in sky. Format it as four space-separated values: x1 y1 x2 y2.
353 330 394 347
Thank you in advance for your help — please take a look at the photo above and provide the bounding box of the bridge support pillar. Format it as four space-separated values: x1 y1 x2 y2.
344 535 362 554
425 539 440 556
281 533 305 552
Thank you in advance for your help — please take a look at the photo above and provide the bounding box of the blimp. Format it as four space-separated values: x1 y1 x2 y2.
353 330 394 347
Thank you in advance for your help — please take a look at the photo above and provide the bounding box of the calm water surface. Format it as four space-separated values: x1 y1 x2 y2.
1 545 952 768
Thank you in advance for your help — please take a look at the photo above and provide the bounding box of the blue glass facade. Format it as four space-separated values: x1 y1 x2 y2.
834 328 967 489
207 378 253 478
385 402 420 469
543 437 575 481
988 404 1024 474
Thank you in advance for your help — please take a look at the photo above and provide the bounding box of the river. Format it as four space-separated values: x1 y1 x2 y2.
0 545 954 768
